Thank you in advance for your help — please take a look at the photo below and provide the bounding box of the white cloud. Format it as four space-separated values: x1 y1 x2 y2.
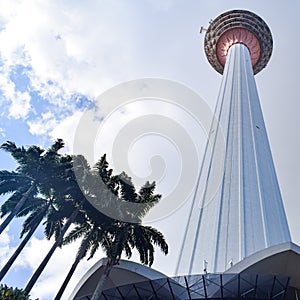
8 91 31 119
0 227 12 267
0 127 6 137
49 110 83 152
0 0 136 107
0 65 32 119
27 112 58 136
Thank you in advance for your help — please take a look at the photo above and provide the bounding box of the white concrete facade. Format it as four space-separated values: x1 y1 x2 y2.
176 43 291 274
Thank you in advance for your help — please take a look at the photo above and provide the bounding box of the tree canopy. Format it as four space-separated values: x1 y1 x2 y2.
0 139 168 300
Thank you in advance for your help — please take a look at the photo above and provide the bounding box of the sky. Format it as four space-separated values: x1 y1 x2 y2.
0 1 299 299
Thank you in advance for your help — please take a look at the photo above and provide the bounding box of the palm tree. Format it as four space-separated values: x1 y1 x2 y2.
23 154 95 295
0 140 72 280
0 196 48 281
54 156 167 300
0 170 36 235
0 142 168 299
54 220 106 300
23 204 83 295
90 222 168 300
53 154 120 299
0 139 65 234
90 174 168 300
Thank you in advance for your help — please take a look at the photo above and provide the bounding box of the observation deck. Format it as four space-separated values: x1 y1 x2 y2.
204 10 273 74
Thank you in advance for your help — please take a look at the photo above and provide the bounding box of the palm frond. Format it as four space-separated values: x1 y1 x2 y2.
20 206 47 237
87 242 98 260
63 223 90 245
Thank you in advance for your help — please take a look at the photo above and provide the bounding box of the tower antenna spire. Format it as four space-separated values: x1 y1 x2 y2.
199 26 207 34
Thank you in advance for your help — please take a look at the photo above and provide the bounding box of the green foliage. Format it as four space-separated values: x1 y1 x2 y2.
0 284 35 299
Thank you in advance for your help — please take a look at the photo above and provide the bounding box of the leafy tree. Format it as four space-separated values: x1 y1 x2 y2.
0 284 33 300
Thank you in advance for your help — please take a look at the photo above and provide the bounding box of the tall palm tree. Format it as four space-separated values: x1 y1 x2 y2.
54 156 167 300
90 174 168 300
0 139 65 234
53 154 120 299
0 142 168 299
0 140 74 281
23 205 83 295
23 154 95 295
54 220 106 300
0 171 36 235
0 196 48 281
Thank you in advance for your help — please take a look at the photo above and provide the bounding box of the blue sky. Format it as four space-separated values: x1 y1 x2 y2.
0 1 299 299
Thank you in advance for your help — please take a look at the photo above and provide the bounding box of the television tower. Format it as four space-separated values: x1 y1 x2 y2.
176 9 291 274
72 10 300 299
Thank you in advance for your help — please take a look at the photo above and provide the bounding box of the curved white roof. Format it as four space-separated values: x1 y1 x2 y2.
69 258 167 300
225 242 300 289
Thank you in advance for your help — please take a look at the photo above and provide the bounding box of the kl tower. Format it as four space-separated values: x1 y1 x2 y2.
175 9 300 298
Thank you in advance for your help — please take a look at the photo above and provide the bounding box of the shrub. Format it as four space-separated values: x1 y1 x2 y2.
0 284 33 300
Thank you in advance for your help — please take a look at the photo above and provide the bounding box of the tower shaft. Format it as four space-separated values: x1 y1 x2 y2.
176 43 291 274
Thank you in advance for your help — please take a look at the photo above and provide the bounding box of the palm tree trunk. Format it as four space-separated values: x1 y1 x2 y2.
91 261 114 300
54 229 94 300
24 207 80 295
54 254 82 300
0 219 39 280
0 205 47 281
0 185 34 235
